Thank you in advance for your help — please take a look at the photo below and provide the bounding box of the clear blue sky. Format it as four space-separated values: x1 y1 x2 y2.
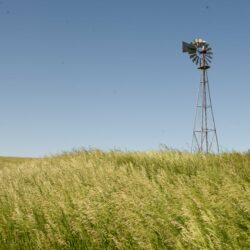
0 0 249 156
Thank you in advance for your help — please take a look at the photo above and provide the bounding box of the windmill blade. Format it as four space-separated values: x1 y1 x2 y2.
190 53 197 59
198 58 202 66
205 46 212 54
205 55 213 60
206 53 213 58
205 59 211 66
206 50 212 54
206 50 213 54
206 54 213 59
205 57 212 63
192 55 198 63
204 43 209 48
195 57 200 65
206 54 213 60
206 52 213 56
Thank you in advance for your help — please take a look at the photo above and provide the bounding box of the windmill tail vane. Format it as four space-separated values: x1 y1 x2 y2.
182 38 219 153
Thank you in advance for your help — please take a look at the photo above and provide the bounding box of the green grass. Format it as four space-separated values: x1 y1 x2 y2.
0 150 249 249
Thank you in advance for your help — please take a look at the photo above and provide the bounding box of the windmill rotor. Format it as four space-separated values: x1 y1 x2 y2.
182 38 213 68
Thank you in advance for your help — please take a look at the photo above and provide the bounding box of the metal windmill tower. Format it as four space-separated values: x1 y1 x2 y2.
182 38 219 153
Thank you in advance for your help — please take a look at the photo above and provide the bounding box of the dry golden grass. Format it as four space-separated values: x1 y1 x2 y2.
0 150 249 249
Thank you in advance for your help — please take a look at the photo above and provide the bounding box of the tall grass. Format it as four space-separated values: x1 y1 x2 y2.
0 150 249 249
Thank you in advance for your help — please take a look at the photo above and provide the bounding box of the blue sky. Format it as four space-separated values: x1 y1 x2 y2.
0 0 250 156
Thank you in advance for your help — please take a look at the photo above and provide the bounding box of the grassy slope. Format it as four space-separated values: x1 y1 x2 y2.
0 150 249 249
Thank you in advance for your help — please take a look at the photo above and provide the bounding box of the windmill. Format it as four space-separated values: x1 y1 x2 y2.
182 38 219 153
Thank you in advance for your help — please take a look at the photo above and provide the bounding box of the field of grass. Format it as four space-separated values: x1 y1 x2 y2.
0 156 33 170
0 150 249 249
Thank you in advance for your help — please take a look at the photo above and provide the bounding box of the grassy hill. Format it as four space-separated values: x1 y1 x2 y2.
0 150 249 249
